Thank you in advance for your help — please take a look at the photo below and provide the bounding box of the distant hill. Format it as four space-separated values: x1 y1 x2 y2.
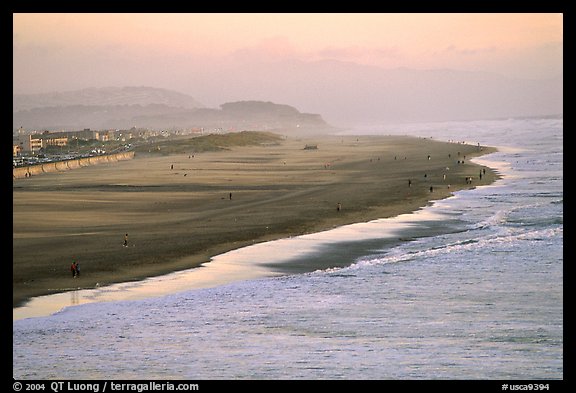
13 86 203 112
13 86 332 132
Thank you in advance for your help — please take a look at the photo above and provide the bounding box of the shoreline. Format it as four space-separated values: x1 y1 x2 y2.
13 197 473 321
13 134 499 313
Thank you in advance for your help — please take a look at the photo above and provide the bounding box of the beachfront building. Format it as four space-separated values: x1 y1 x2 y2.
73 128 115 141
13 128 121 155
13 131 68 154
13 134 43 154
13 143 23 157
40 132 68 148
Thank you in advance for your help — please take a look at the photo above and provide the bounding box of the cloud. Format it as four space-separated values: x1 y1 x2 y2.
298 45 405 69
229 36 300 63
227 39 405 69
317 45 400 60
442 45 498 56
418 41 562 80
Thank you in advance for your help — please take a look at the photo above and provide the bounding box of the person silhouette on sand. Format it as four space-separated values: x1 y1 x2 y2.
123 233 129 247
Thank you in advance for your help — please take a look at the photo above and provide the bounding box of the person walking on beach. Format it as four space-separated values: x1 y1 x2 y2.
123 233 129 247
337 202 342 212
70 261 77 278
75 262 80 277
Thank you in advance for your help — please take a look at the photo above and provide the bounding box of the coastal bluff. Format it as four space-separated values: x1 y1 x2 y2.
13 151 135 179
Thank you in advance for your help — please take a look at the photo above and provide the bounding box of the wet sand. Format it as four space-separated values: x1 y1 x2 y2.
13 134 498 308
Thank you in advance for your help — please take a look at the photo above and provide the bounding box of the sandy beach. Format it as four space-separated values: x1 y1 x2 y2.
13 133 498 308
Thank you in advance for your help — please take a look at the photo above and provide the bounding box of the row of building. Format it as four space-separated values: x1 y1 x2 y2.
13 126 215 158
12 128 136 156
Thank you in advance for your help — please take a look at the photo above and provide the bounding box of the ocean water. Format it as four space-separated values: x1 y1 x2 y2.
13 116 563 380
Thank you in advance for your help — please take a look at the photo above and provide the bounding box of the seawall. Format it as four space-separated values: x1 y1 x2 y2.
13 151 135 179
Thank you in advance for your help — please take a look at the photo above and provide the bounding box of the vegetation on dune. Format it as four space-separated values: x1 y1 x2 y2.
134 131 284 155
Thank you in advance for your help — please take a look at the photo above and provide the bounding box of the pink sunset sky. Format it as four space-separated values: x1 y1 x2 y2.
13 13 563 124
13 13 562 86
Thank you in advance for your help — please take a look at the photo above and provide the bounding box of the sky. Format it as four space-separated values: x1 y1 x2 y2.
13 13 563 124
